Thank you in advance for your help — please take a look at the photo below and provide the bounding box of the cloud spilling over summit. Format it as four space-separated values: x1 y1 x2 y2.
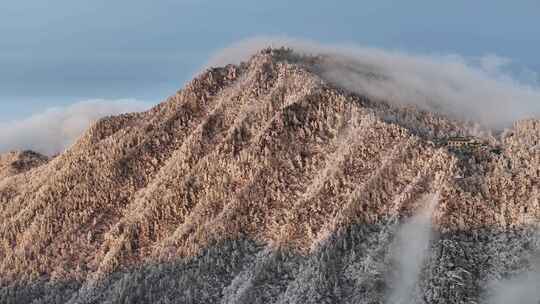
0 99 151 155
209 37 540 128
2 38 539 155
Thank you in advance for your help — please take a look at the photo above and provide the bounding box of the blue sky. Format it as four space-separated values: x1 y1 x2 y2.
1 0 539 122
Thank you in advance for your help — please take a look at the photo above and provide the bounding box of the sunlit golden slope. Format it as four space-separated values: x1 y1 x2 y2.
0 49 538 295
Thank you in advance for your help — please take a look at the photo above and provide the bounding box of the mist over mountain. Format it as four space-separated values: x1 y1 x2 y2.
0 48 539 303
0 99 151 156
209 38 540 129
3 39 540 157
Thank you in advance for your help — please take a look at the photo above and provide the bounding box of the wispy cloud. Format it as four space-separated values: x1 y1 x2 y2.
486 264 540 304
386 192 439 304
484 227 540 304
3 37 539 155
0 99 151 156
208 36 540 128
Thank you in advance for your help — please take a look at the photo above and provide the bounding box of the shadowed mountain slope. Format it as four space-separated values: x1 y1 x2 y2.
0 49 539 303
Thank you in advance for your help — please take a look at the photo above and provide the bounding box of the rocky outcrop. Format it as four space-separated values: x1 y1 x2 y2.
0 49 538 303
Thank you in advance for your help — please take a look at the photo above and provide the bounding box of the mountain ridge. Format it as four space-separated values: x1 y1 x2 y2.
0 48 539 303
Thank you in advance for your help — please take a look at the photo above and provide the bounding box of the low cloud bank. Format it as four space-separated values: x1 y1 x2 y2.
208 37 540 128
0 99 151 156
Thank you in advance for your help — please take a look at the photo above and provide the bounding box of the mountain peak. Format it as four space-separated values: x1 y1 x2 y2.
0 48 539 303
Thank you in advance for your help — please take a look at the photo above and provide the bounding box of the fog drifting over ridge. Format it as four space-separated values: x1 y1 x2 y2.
208 37 540 129
0 99 151 156
2 37 540 155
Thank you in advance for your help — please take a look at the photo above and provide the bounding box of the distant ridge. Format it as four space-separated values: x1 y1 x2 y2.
0 150 48 180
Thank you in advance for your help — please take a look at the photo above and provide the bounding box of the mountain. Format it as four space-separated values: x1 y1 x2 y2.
0 151 49 181
0 48 539 304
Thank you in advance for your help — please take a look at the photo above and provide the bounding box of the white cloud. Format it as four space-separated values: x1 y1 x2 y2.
386 192 439 304
3 38 539 155
486 267 540 304
207 37 540 128
0 99 152 156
